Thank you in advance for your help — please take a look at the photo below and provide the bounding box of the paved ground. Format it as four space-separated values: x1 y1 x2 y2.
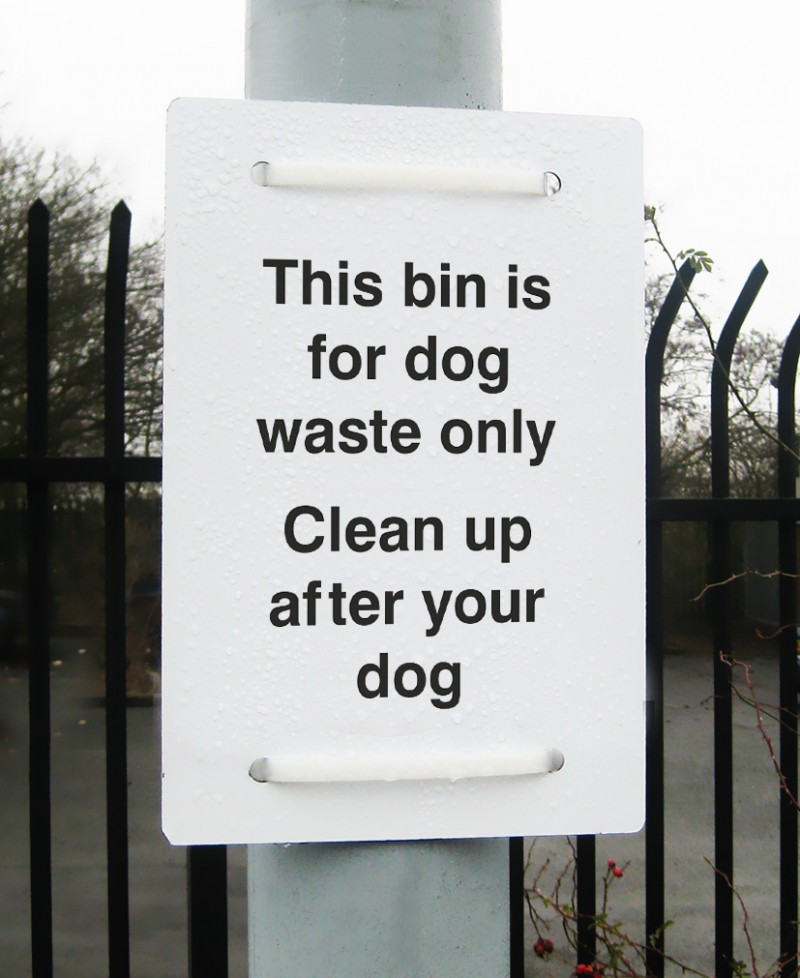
0 637 248 978
0 624 793 977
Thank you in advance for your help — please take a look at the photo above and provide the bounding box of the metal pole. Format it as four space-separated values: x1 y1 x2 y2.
245 0 501 109
244 3 509 976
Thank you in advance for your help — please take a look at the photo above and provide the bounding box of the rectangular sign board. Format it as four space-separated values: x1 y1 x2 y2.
162 98 644 845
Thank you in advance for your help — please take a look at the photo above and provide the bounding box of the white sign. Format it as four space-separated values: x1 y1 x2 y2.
162 98 644 845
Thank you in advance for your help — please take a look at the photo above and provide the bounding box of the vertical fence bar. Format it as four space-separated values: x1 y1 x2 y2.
27 199 53 978
777 315 800 978
710 261 768 978
104 201 131 978
576 835 596 964
188 847 229 977
645 260 696 977
509 837 524 978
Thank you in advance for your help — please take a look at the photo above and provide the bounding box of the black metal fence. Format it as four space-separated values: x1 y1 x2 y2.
523 257 800 975
1 201 228 978
5 202 800 977
641 261 798 978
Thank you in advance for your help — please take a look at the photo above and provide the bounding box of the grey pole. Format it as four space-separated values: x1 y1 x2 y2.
245 3 509 976
245 0 501 109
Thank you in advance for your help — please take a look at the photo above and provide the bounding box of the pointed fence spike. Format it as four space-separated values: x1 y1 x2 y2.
28 198 49 221
111 199 131 221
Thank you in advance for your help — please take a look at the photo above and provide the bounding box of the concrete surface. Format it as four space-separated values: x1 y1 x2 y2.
0 627 793 977
0 636 247 978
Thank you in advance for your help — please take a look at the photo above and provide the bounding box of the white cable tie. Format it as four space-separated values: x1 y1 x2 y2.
250 161 561 197
248 748 564 784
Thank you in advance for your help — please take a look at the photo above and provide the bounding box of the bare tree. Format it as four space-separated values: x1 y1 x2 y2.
0 135 162 459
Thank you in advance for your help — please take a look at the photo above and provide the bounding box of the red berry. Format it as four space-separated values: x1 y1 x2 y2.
613 866 624 878
607 859 616 868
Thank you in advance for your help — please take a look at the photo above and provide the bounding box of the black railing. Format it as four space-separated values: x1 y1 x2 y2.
8 202 800 977
9 201 227 978
570 258 800 978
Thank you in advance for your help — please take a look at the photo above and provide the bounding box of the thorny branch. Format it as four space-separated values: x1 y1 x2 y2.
526 836 794 978
755 622 800 642
691 569 800 603
722 654 799 811
705 858 760 978
526 862 710 978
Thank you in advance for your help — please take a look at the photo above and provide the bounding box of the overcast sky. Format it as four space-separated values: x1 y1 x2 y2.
1 1 799 337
